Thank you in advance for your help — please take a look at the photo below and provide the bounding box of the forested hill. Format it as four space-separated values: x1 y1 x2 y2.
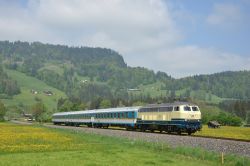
166 71 250 100
0 65 20 97
0 41 171 99
0 40 250 102
0 40 126 68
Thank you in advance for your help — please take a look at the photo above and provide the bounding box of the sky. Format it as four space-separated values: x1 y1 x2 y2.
0 0 249 78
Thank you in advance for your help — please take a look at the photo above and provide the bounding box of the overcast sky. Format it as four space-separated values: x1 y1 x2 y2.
0 0 249 78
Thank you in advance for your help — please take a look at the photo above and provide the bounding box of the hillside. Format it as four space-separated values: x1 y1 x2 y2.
0 66 20 97
1 41 250 100
0 41 165 96
167 71 250 100
2 69 66 111
0 40 249 123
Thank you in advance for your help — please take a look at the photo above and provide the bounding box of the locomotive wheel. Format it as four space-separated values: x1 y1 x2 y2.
140 127 145 132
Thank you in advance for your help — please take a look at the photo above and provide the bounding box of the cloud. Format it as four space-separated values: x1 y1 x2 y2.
0 0 249 78
206 3 243 28
153 46 250 78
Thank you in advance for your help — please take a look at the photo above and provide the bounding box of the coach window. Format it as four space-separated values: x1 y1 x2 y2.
174 106 179 111
131 112 135 118
125 112 128 118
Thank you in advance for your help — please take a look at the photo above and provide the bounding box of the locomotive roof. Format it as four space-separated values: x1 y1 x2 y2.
142 102 197 108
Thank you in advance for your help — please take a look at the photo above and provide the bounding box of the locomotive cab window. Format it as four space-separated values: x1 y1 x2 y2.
174 106 179 111
192 106 199 111
184 106 191 111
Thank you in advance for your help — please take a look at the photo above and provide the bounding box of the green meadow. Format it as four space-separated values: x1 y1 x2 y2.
2 69 66 110
0 123 249 166
195 125 250 141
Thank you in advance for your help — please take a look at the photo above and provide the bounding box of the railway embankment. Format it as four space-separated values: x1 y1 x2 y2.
44 124 250 157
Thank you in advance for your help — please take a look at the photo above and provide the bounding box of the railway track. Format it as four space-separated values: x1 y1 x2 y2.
97 126 250 143
44 124 250 157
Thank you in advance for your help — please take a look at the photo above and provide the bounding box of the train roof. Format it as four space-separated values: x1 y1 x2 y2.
53 102 198 116
53 106 141 116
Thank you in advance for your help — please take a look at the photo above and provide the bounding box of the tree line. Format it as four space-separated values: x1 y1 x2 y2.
0 65 20 97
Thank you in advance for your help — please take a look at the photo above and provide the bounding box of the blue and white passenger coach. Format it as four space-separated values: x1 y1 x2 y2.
52 102 202 135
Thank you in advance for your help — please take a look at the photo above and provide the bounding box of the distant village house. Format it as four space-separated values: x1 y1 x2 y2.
30 89 38 94
43 90 53 96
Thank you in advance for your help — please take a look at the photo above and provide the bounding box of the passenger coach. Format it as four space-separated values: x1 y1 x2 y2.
52 102 202 135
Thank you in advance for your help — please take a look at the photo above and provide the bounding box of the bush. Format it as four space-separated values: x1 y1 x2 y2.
213 112 242 126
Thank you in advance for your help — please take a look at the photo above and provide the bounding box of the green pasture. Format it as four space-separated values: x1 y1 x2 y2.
2 69 66 110
195 125 250 141
129 81 224 105
0 123 249 166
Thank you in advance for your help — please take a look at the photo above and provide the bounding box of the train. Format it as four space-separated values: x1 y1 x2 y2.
52 102 202 135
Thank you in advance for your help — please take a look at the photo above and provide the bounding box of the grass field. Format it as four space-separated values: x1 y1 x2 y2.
0 123 249 166
2 69 66 110
195 125 250 141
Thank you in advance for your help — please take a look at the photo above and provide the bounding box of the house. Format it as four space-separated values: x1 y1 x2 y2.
30 89 38 94
127 88 141 91
208 121 221 128
43 90 53 96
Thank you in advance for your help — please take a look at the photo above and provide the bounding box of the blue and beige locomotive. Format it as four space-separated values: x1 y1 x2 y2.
52 102 202 135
